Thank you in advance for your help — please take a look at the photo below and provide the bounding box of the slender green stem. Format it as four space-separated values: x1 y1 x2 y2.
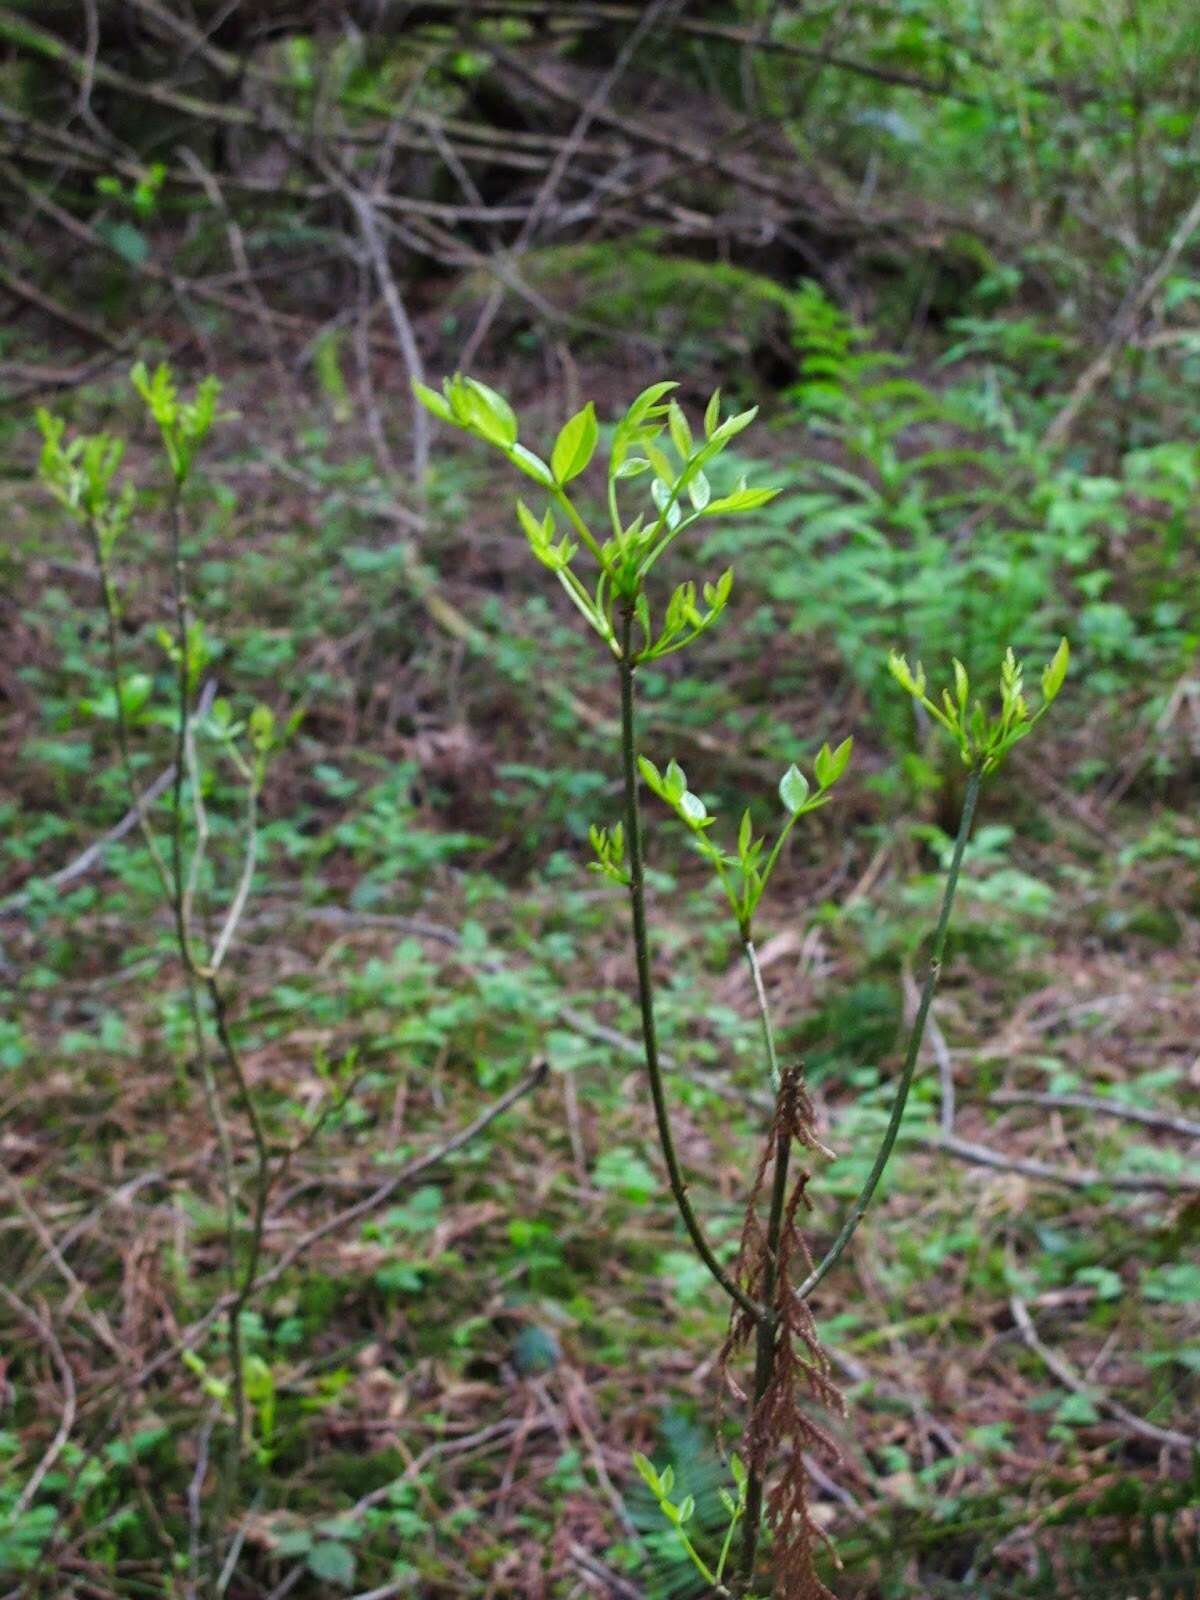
551 484 610 571
607 475 623 541
164 483 261 1595
716 1494 743 1588
167 487 196 968
744 938 781 1094
760 803 807 895
206 972 271 1460
617 606 763 1324
636 441 720 575
796 763 983 1301
85 526 173 902
635 508 702 582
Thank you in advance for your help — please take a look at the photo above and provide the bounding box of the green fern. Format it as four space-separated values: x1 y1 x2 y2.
615 1412 736 1600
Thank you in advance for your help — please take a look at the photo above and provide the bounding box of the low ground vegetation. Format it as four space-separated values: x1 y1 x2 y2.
2 5 1200 1598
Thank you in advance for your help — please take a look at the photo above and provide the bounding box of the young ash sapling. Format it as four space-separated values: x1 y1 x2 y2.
37 369 278 1594
414 371 1068 1597
33 365 554 1595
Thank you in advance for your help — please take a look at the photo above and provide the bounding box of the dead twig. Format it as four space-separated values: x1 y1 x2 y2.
0 1285 76 1515
1042 184 1200 448
923 1132 1200 1194
1010 1295 1196 1452
0 257 122 349
345 185 429 491
177 147 291 390
81 1059 551 1413
0 681 217 917
989 1089 1200 1141
458 0 680 367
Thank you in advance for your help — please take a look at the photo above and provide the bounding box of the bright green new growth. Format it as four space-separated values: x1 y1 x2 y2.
638 738 853 939
36 410 134 561
414 372 772 660
889 638 1069 772
633 1450 752 1597
35 378 279 901
130 359 221 484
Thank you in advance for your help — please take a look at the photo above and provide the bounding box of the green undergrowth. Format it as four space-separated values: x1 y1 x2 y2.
3 356 1199 1595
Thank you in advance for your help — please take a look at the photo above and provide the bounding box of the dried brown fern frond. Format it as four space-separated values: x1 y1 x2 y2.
720 1066 846 1600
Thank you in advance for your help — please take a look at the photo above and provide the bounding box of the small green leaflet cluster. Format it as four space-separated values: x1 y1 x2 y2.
36 363 280 773
182 1349 276 1465
888 639 1069 773
96 159 167 216
36 411 134 561
635 739 852 938
37 360 220 552
587 820 629 886
130 360 221 485
632 1450 751 1595
412 373 778 661
155 617 211 694
213 699 279 786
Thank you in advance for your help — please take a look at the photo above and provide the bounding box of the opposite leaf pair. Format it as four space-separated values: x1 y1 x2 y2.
635 741 853 940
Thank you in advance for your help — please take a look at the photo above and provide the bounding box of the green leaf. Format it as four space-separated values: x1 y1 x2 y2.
645 441 676 487
638 755 663 795
1054 1392 1100 1425
248 705 275 754
678 790 707 823
551 402 598 483
1143 1263 1200 1302
953 659 969 716
888 651 925 699
97 218 149 266
1041 636 1069 703
814 736 853 789
509 442 554 485
516 498 550 546
709 405 758 447
594 1146 657 1200
704 388 721 438
274 1530 313 1557
779 765 810 813
306 1541 356 1588
651 477 682 529
448 375 518 447
664 759 687 800
667 400 693 459
411 379 453 422
1075 1266 1123 1301
512 1324 560 1375
623 381 678 430
701 484 778 515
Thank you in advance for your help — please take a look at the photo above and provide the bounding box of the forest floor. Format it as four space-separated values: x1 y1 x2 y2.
2 344 1199 1600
